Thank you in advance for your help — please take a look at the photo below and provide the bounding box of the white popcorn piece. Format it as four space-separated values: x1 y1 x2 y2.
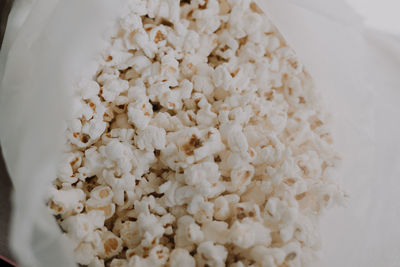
213 196 230 221
228 163 254 193
100 139 134 173
193 1 221 34
196 241 228 267
196 106 218 128
184 162 224 198
249 246 286 267
98 231 123 259
119 221 141 249
188 195 214 223
102 78 129 102
147 244 170 266
132 28 158 58
175 215 203 250
87 186 114 205
193 128 225 161
78 79 100 100
201 221 230 244
214 194 240 221
61 211 105 243
229 218 271 249
212 64 233 90
149 26 168 48
85 186 116 219
109 259 129 267
128 245 169 267
169 248 195 267
135 125 166 151
121 12 143 31
229 262 246 267
111 113 131 129
136 213 165 247
132 195 167 216
49 187 85 215
101 172 134 206
83 117 108 141
56 151 84 183
193 74 214 97
127 102 152 130
70 97 93 122
74 242 96 265
88 257 105 267
77 147 103 179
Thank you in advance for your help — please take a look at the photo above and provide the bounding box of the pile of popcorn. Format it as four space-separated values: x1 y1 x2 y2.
48 0 344 266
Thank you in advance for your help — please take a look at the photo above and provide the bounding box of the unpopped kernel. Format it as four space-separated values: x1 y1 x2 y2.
48 0 344 266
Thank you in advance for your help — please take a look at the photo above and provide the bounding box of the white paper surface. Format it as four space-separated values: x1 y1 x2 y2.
0 1 126 266
259 1 400 266
0 0 399 266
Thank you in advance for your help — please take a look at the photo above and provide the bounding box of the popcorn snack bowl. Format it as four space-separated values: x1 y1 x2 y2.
1 1 399 267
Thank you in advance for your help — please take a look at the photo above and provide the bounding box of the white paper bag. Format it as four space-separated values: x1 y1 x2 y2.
259 1 400 266
1 0 399 266
0 1 126 266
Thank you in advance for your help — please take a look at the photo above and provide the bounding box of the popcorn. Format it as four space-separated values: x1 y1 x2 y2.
127 245 169 267
169 248 195 267
135 125 166 151
56 151 84 183
87 185 114 204
120 12 142 31
102 78 129 102
147 244 170 266
98 231 123 259
228 163 254 193
175 215 203 250
229 218 271 249
48 187 85 215
196 241 228 267
88 257 105 267
119 221 141 248
132 28 158 58
230 262 246 267
193 0 221 34
249 246 286 267
213 195 231 220
212 64 233 90
136 213 166 247
184 162 224 197
100 139 133 172
50 1 343 266
127 101 152 130
74 242 96 265
78 79 100 100
109 259 129 267
85 185 116 219
187 195 214 223
201 221 230 244
61 211 105 243
193 128 225 161
111 113 130 129
183 30 201 53
83 117 108 140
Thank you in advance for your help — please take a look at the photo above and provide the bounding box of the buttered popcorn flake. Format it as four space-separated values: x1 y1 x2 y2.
49 0 344 266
